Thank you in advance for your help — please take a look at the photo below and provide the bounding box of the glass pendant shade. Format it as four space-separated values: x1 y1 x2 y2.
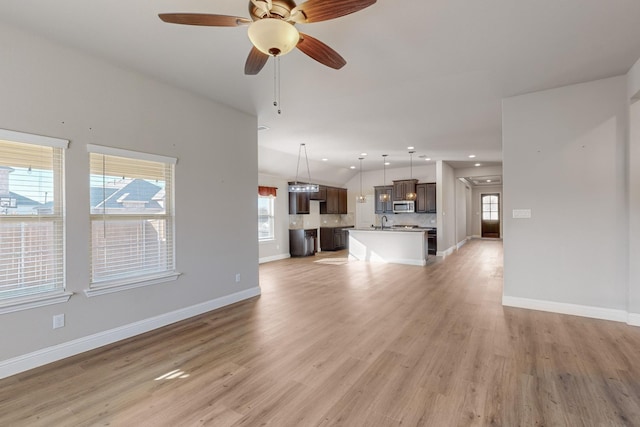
379 154 389 202
406 150 416 200
248 18 300 56
357 157 366 203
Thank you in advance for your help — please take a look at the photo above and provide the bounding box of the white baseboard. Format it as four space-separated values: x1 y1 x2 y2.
502 295 632 324
437 245 456 259
259 253 290 264
628 312 640 327
0 286 261 380
456 238 468 250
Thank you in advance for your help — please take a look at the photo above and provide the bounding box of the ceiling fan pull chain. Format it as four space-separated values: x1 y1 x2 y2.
273 56 282 114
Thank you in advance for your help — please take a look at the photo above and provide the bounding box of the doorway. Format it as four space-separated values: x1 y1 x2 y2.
481 193 500 238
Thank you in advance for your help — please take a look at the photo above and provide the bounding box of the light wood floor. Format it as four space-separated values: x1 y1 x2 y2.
2 240 640 426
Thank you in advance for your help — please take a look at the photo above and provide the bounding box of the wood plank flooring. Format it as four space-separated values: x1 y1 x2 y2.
2 240 640 426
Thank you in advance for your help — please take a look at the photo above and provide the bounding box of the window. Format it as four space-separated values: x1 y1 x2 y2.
87 145 178 296
0 129 70 313
258 195 275 241
482 194 499 220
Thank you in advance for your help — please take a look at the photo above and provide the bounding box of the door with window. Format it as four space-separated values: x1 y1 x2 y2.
481 193 500 238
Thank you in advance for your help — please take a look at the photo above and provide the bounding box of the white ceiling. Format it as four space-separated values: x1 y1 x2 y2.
1 0 640 185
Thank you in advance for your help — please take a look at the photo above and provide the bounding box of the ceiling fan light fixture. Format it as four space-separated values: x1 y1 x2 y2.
248 18 300 56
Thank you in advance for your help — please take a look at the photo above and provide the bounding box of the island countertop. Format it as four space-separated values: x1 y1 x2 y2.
348 228 430 266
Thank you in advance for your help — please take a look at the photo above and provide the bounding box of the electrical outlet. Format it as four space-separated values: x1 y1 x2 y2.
235 273 241 283
53 314 65 329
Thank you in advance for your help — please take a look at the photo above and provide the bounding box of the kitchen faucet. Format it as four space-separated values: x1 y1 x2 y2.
381 215 388 230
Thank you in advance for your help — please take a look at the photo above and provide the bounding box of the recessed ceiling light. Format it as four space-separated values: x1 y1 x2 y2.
407 146 415 150
350 165 356 169
257 125 270 131
487 179 492 182
360 152 368 156
468 154 476 158
322 158 328 162
425 158 431 161
475 163 481 167
384 162 390 166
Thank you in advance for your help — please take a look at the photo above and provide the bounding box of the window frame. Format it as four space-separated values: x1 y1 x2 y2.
85 144 180 297
0 128 71 314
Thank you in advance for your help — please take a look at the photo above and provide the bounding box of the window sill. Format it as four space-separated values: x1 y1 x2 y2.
259 238 276 244
0 291 73 315
84 272 182 298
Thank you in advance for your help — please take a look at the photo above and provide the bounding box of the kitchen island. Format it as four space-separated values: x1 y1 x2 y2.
348 228 431 266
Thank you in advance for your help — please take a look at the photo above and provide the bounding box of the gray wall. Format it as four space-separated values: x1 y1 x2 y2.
455 179 469 245
503 76 628 310
628 58 640 317
0 25 259 361
437 161 457 254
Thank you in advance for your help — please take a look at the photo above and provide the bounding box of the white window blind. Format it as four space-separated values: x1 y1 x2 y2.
0 134 66 302
88 146 176 290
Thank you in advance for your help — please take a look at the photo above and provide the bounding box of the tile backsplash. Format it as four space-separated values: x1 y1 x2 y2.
320 213 354 227
374 213 437 228
290 213 354 229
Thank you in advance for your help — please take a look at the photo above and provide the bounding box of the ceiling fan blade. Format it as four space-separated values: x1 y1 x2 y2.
296 33 346 70
292 0 376 23
159 13 251 27
245 47 270 75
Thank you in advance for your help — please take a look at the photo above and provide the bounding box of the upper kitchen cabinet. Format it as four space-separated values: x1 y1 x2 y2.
320 186 348 214
374 185 393 213
416 183 436 213
289 185 310 214
393 179 418 201
309 185 327 201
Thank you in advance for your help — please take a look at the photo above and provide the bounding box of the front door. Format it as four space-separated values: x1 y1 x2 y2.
481 193 500 238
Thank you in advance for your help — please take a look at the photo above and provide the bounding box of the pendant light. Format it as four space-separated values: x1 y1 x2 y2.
288 143 319 192
406 150 417 201
357 157 366 203
379 154 390 202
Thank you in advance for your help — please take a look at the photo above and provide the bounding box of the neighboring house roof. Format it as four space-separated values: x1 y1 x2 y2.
9 192 41 206
91 179 163 210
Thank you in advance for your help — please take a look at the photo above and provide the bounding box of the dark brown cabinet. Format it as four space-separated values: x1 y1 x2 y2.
320 227 351 251
289 190 310 214
393 179 418 201
320 186 347 214
427 229 437 255
289 228 317 257
309 185 326 201
374 186 393 213
416 182 436 213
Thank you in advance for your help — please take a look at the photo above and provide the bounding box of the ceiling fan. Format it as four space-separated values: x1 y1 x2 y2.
159 0 376 75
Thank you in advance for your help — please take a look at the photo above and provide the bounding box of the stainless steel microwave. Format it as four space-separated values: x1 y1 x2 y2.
393 200 415 213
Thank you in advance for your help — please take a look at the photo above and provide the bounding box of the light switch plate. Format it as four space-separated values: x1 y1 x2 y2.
53 314 65 329
513 209 532 219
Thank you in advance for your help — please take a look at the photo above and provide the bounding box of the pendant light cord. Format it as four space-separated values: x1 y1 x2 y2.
294 143 313 184
294 143 302 183
304 144 312 183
